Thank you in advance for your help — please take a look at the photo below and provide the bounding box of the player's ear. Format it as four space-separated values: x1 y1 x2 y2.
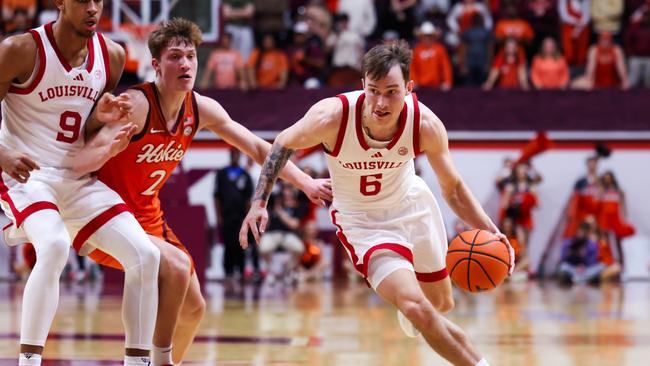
151 58 160 75
53 0 64 11
405 80 414 95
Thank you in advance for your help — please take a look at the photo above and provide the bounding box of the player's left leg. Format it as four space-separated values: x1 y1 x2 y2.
172 273 206 364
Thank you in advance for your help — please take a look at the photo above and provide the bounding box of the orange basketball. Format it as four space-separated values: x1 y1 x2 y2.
445 229 511 293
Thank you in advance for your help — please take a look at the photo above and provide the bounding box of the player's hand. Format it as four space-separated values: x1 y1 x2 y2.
301 178 333 208
493 232 515 275
96 93 133 124
107 123 138 157
0 150 39 184
239 201 268 249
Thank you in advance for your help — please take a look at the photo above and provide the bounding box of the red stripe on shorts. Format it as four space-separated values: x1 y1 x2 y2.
415 268 449 282
0 172 59 226
72 204 131 253
361 243 414 278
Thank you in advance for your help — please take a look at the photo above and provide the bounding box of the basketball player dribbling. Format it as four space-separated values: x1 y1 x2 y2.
0 1 160 365
71 18 332 366
240 42 515 366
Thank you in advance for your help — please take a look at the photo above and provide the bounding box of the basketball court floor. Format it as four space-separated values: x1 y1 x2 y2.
0 279 649 365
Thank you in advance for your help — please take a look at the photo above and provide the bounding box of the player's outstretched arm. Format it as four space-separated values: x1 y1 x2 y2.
197 94 337 206
236 97 342 248
419 103 515 272
71 90 148 174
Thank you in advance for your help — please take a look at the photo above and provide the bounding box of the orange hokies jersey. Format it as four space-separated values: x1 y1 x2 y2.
97 82 198 233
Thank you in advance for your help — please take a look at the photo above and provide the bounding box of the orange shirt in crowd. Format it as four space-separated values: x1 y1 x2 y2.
247 48 289 88
410 42 453 88
493 52 525 89
594 46 620 88
531 56 570 89
205 49 243 89
494 19 535 43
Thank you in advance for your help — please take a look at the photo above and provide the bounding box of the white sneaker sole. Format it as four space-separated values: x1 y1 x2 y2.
397 310 420 338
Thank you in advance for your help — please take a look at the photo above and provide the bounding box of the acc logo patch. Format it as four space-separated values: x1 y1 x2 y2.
398 146 408 156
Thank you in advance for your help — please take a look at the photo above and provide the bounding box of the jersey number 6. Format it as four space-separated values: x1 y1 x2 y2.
360 173 382 196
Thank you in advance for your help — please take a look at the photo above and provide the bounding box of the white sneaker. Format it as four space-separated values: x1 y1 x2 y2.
397 310 420 338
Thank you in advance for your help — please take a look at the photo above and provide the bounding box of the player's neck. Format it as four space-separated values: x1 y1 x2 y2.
154 81 186 128
52 20 90 66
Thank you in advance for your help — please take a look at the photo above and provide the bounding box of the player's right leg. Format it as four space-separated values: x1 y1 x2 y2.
172 272 205 364
87 213 160 363
19 210 72 365
147 235 192 366
372 259 487 366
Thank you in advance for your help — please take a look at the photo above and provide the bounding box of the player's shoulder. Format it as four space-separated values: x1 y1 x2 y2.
0 32 38 60
306 96 345 128
99 34 126 63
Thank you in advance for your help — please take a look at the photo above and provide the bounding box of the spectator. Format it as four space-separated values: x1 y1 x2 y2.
573 31 629 89
415 0 450 24
305 0 333 44
328 13 365 71
598 171 635 244
519 0 559 54
564 156 601 237
460 13 492 86
200 33 245 90
558 222 607 285
337 0 377 38
214 148 256 282
246 33 290 89
591 0 624 36
494 5 535 51
253 0 289 43
558 0 591 68
447 0 493 46
531 37 570 89
2 0 35 34
287 21 327 87
410 21 453 90
499 163 539 271
223 0 256 60
259 184 308 284
625 9 650 88
298 220 330 282
483 38 530 89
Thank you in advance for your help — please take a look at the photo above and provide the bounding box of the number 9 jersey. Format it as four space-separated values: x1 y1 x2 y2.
96 82 198 236
0 22 109 168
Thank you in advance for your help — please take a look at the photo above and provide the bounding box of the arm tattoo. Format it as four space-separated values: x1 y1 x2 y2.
253 143 295 204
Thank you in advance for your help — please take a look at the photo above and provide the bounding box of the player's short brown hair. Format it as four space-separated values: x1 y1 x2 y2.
148 17 202 59
361 40 412 83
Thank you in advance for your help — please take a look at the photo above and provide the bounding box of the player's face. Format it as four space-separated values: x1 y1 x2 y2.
156 40 198 92
362 64 413 125
60 0 103 38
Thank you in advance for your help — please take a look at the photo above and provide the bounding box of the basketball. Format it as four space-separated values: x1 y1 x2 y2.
446 229 511 293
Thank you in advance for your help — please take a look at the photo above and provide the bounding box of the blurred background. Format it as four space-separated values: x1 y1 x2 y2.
1 0 649 292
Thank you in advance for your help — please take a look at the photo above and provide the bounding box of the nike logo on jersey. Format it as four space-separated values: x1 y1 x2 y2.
150 128 166 134
370 151 383 158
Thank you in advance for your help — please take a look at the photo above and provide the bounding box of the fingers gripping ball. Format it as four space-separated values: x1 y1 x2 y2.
446 229 511 292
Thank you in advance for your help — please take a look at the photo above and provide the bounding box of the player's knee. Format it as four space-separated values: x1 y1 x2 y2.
435 295 455 314
136 242 161 275
35 237 70 271
161 250 191 285
398 297 435 329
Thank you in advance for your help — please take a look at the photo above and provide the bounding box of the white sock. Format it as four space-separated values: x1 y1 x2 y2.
475 358 490 366
152 344 173 365
124 355 151 365
19 353 42 366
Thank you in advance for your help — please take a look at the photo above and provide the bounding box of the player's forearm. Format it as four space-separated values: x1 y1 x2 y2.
445 181 499 232
71 144 111 174
252 143 295 207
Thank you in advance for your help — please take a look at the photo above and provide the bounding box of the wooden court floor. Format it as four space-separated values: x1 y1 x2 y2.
0 279 649 365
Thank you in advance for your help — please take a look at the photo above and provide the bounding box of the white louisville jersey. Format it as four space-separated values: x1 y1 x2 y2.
0 22 109 168
325 90 422 212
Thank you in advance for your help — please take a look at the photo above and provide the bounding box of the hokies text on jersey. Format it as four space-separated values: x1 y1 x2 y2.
136 141 186 163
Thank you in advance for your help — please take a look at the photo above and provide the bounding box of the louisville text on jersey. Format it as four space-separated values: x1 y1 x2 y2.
38 85 101 103
136 141 186 163
337 160 406 170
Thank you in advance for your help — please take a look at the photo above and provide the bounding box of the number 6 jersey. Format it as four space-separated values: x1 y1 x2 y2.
0 22 109 168
325 90 422 212
96 82 198 231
